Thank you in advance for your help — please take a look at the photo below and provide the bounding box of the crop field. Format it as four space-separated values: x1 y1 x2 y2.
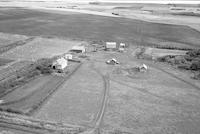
0 58 13 67
0 8 200 49
0 62 81 115
35 61 103 126
0 61 32 81
0 37 85 61
0 32 28 47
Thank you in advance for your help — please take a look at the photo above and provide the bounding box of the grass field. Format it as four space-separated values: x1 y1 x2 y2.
0 32 28 47
0 8 200 49
35 61 103 126
0 62 81 115
0 37 85 61
0 58 13 66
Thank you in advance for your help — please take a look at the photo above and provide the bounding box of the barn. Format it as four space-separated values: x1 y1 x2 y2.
105 42 117 50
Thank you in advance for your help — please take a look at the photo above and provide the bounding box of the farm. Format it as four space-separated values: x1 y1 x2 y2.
0 4 200 134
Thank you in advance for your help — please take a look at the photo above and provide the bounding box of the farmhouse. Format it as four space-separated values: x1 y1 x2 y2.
106 42 117 50
120 43 126 48
52 57 68 70
64 53 73 60
71 45 86 53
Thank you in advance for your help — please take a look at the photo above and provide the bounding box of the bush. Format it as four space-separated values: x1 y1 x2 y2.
193 72 200 80
186 49 200 57
6 108 23 115
174 56 186 64
178 64 190 70
0 58 54 91
35 58 53 74
190 61 200 71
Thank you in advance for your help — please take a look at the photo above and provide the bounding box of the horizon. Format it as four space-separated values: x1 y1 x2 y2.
1 0 200 4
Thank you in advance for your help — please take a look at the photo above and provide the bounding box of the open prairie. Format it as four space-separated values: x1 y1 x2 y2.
0 8 200 49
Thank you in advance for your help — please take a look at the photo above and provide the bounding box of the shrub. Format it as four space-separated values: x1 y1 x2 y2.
193 72 200 80
174 56 186 64
6 108 23 115
35 58 53 74
190 61 200 71
178 64 190 70
186 49 200 57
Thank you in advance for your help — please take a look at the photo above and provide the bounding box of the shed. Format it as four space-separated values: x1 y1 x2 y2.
120 43 126 48
106 42 117 50
52 57 68 70
139 64 148 72
71 46 86 53
119 47 125 52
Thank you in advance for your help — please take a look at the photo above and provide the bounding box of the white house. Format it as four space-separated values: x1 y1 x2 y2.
120 43 126 48
71 46 86 53
52 57 68 70
64 53 73 60
106 42 117 50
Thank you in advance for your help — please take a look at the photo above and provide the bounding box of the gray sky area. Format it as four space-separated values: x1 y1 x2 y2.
0 0 200 4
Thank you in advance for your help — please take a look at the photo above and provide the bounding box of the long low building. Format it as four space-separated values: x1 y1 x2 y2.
105 42 117 50
71 45 86 53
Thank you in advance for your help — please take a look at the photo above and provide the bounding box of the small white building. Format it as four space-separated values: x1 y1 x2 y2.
71 46 86 53
52 57 68 70
119 47 125 52
120 43 126 48
64 53 73 60
139 64 148 72
106 42 117 50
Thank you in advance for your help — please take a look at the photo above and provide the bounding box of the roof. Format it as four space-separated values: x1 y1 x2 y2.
106 42 117 45
72 45 85 50
53 57 68 69
106 42 117 48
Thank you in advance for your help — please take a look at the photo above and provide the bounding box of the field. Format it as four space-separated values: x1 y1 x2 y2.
0 36 85 61
0 58 13 66
35 61 103 126
0 61 81 115
0 8 200 49
0 32 28 47
0 5 200 134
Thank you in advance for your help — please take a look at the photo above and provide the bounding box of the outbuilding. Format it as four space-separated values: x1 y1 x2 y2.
52 57 68 70
105 42 117 50
71 46 86 53
120 43 126 48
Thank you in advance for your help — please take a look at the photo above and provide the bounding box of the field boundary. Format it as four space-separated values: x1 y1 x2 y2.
0 37 35 54
0 111 85 134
